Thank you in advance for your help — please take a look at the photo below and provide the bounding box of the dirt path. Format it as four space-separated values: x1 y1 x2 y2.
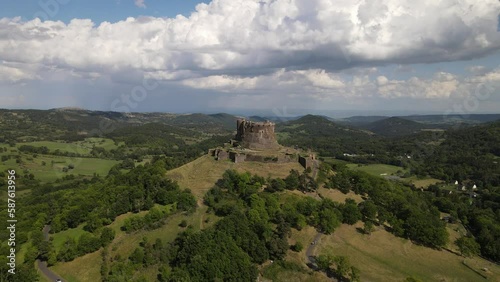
306 232 322 266
37 225 65 282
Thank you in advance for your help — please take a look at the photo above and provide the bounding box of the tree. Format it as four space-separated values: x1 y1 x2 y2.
455 237 480 257
292 242 303 252
77 233 101 256
349 266 361 282
296 214 307 230
319 208 341 234
171 230 257 281
129 248 144 265
341 200 362 225
316 254 333 272
360 200 377 221
285 170 300 190
333 255 351 279
363 221 375 235
100 227 115 247
267 233 289 260
179 220 188 228
268 178 286 192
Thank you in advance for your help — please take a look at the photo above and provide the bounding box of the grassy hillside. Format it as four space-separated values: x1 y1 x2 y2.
167 154 304 198
317 223 500 281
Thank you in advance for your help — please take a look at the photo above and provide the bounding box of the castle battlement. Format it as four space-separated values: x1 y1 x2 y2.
208 119 314 169
235 119 279 150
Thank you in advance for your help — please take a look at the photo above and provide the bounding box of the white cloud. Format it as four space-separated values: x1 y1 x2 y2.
180 67 500 103
182 75 258 91
0 63 39 82
134 0 146 8
0 0 498 80
0 0 499 113
376 76 389 86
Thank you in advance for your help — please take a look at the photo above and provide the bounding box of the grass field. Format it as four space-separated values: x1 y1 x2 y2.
408 177 442 188
347 163 405 176
317 187 364 203
17 141 92 155
321 157 351 165
261 262 329 282
16 138 120 156
287 226 321 265
50 251 102 282
14 154 118 182
316 223 500 282
50 224 90 253
167 154 304 199
1 138 120 182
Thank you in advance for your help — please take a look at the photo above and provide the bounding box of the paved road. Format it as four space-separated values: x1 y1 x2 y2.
306 232 322 266
37 225 65 282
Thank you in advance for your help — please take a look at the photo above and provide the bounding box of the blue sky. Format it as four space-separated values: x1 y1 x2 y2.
0 0 499 116
0 0 209 23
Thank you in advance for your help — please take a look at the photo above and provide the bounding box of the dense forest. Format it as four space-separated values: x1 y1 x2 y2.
0 160 196 281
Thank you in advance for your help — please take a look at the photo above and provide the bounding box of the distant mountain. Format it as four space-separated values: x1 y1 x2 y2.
363 117 434 137
247 115 301 123
0 109 237 144
403 114 500 125
167 113 237 133
336 114 500 129
337 116 389 126
246 115 267 122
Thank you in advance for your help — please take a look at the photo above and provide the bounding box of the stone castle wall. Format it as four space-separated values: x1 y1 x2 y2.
235 119 279 150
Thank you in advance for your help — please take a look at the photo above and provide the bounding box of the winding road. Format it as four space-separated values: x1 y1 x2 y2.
37 225 65 282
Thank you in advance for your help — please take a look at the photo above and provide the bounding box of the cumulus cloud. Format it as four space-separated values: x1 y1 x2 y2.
181 67 500 103
134 0 146 8
1 0 499 113
182 75 258 91
0 0 498 80
0 63 39 82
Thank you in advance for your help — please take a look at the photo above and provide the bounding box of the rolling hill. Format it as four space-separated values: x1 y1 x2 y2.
276 115 384 157
363 117 434 137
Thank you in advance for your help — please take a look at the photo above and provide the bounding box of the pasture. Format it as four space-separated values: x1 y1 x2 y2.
316 223 500 282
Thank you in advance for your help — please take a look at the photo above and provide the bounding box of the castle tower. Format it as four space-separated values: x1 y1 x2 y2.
235 119 280 150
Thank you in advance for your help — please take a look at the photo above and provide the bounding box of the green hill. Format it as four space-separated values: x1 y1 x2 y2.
364 117 433 137
167 113 237 133
276 115 384 157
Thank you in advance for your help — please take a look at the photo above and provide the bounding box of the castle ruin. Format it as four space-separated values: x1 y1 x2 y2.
235 119 280 150
208 118 315 169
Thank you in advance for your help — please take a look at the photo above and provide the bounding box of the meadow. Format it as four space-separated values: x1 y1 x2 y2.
346 163 405 176
316 223 500 282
